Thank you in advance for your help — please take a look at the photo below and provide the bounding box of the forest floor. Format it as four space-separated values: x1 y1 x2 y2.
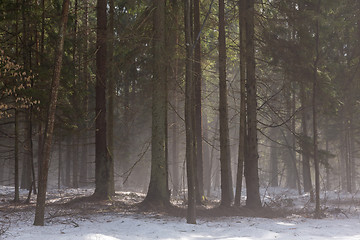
1 186 360 239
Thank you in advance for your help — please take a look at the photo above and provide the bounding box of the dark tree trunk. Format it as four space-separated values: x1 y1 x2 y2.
244 0 261 209
185 0 196 224
143 0 170 207
107 0 115 195
219 0 233 207
193 0 204 203
94 0 112 198
34 0 70 226
313 0 321 218
235 0 246 206
79 0 89 187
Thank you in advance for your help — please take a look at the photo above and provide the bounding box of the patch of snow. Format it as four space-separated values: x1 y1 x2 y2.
2 186 360 240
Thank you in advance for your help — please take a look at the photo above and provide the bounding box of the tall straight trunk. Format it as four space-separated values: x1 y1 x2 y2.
107 0 115 195
34 0 70 226
79 0 89 187
219 0 233 207
185 0 196 224
193 0 204 202
235 0 246 206
14 110 19 202
313 0 321 218
143 0 170 206
300 82 312 193
244 0 261 209
94 0 112 198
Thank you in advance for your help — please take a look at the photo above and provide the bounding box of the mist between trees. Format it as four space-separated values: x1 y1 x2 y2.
0 0 358 225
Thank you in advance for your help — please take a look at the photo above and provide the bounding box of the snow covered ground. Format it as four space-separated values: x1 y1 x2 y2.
2 186 360 240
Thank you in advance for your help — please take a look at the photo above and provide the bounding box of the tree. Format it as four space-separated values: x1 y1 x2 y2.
193 0 204 203
244 0 261 209
184 0 196 224
313 0 321 218
143 0 170 207
219 0 233 207
34 0 70 226
94 0 113 198
107 0 115 195
235 0 247 206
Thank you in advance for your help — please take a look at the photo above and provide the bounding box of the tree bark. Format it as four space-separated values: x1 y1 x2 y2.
79 0 89 187
235 0 246 206
94 0 112 198
244 0 261 209
193 0 204 203
185 0 196 224
219 0 233 207
107 0 115 195
34 0 70 226
313 0 321 218
143 0 170 207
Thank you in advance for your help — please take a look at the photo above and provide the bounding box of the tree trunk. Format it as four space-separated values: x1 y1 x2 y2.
235 0 246 206
184 0 196 224
143 0 170 207
219 0 233 207
107 0 115 195
244 0 261 209
313 0 321 218
79 0 89 187
193 0 204 203
34 0 70 226
94 0 112 198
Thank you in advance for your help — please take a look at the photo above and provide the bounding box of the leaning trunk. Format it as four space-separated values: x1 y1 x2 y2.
34 0 70 226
